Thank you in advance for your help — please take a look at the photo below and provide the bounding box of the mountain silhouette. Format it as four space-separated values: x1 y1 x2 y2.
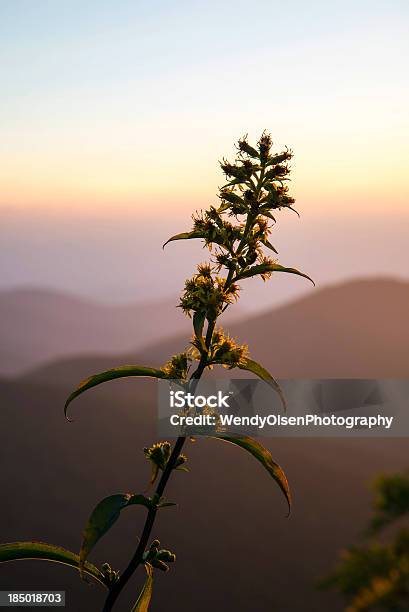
21 277 409 387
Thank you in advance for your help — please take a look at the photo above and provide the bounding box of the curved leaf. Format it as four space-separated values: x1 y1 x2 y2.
193 310 206 351
163 230 205 249
286 205 300 217
222 177 247 188
220 191 246 206
65 365 167 419
260 210 276 222
238 357 286 412
131 563 154 612
261 239 278 254
212 435 291 515
80 494 151 575
236 263 315 285
0 541 108 588
157 500 177 508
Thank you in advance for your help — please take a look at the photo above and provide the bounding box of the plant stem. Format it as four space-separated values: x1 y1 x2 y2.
102 165 267 610
102 321 216 611
102 436 186 612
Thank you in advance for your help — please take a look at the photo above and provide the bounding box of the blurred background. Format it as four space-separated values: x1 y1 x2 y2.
0 1 408 610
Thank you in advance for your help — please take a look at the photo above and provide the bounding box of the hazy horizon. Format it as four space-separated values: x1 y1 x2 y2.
1 0 408 311
2 204 408 312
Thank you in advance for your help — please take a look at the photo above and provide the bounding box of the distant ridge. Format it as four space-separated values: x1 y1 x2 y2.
0 287 244 376
21 277 409 386
0 287 189 375
1 277 408 611
224 276 409 378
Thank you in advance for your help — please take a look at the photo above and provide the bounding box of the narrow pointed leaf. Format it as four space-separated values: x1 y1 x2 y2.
157 500 177 508
238 357 286 412
266 152 292 167
260 210 276 222
222 177 246 188
80 494 151 576
286 205 300 217
149 463 160 486
131 563 153 612
220 191 246 206
0 542 108 588
163 231 205 249
193 310 206 351
261 239 278 254
212 436 291 514
65 365 167 418
236 263 315 285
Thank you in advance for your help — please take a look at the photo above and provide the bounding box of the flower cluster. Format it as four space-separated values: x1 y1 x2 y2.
192 208 243 252
208 327 248 368
159 133 313 384
101 562 120 586
143 539 176 572
167 132 297 317
144 441 188 484
161 353 190 380
178 403 224 437
179 264 239 319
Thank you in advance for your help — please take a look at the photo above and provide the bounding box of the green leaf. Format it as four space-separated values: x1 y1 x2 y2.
0 541 108 588
286 205 300 218
193 310 206 351
157 500 177 508
238 357 287 412
163 230 205 248
261 239 278 254
236 263 315 285
266 152 291 167
80 494 151 575
149 464 160 486
65 365 167 419
220 191 246 206
131 563 154 612
212 436 291 515
260 210 276 222
222 177 247 188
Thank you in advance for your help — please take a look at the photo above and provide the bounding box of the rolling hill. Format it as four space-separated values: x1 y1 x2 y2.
0 288 245 377
1 277 408 610
1 377 408 611
0 288 189 376
22 277 409 387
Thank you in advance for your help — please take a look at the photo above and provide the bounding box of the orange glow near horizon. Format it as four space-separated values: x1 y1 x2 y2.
2 139 407 217
1 2 408 220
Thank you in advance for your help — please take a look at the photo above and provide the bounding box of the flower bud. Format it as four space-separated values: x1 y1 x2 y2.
156 549 176 562
175 454 188 469
220 190 245 206
238 137 259 158
258 132 272 161
267 150 293 166
264 164 288 180
151 558 169 572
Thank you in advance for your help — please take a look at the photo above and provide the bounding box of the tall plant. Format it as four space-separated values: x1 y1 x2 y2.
0 132 313 611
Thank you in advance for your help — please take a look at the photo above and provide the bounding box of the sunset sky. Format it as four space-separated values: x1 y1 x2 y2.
1 1 408 309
